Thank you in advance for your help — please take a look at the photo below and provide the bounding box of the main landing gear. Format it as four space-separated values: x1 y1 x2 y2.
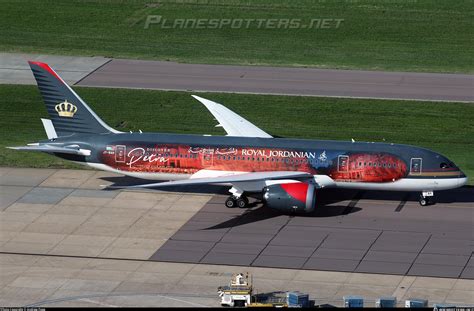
225 196 249 208
419 191 435 206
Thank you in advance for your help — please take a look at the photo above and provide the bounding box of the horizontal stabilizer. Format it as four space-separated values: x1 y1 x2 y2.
7 144 91 156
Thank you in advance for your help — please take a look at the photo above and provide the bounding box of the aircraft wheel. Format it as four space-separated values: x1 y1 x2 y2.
419 197 428 206
419 193 435 206
236 197 249 208
225 197 237 208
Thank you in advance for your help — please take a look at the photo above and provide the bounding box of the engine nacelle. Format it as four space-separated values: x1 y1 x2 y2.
263 182 316 213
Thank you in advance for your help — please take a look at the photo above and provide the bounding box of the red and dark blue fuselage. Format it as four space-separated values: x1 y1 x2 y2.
55 132 467 192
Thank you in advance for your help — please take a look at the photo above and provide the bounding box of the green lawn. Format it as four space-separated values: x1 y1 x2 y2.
0 0 472 73
0 84 473 183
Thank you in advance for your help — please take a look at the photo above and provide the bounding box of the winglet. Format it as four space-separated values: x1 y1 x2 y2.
191 95 272 138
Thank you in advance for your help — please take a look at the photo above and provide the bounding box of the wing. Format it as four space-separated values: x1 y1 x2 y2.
109 171 312 189
192 95 272 138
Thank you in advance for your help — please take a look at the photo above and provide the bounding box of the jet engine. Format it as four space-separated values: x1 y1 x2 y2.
263 182 316 213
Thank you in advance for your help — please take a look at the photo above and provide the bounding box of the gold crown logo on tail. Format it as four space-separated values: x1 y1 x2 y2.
55 100 77 117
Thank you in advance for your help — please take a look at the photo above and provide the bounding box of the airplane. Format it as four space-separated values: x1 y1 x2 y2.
9 61 468 212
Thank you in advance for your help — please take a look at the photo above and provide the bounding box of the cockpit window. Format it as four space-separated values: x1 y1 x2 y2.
440 162 449 169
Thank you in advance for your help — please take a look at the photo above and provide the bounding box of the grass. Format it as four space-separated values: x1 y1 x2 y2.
0 0 472 73
0 84 473 184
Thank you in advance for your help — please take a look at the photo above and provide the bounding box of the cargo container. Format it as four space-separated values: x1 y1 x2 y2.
344 295 364 308
375 296 397 308
405 298 428 308
287 291 309 308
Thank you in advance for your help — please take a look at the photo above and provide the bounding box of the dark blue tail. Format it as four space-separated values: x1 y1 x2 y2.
28 61 118 137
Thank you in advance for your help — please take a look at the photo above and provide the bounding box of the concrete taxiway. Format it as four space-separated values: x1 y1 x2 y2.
0 167 473 307
0 53 110 85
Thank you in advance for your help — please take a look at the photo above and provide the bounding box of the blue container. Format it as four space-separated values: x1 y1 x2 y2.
405 299 428 308
433 303 456 311
287 291 309 308
376 297 397 308
344 295 364 308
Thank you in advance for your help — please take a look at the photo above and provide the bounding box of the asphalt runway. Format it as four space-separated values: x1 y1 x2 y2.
1 168 473 306
77 59 474 102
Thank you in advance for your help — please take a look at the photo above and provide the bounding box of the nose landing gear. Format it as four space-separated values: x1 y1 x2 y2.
419 191 435 206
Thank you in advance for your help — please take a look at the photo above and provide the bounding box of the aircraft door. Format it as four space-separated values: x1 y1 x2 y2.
410 158 422 174
338 155 349 172
201 148 214 167
115 145 126 163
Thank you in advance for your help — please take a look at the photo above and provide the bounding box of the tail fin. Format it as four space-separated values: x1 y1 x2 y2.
28 61 119 137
